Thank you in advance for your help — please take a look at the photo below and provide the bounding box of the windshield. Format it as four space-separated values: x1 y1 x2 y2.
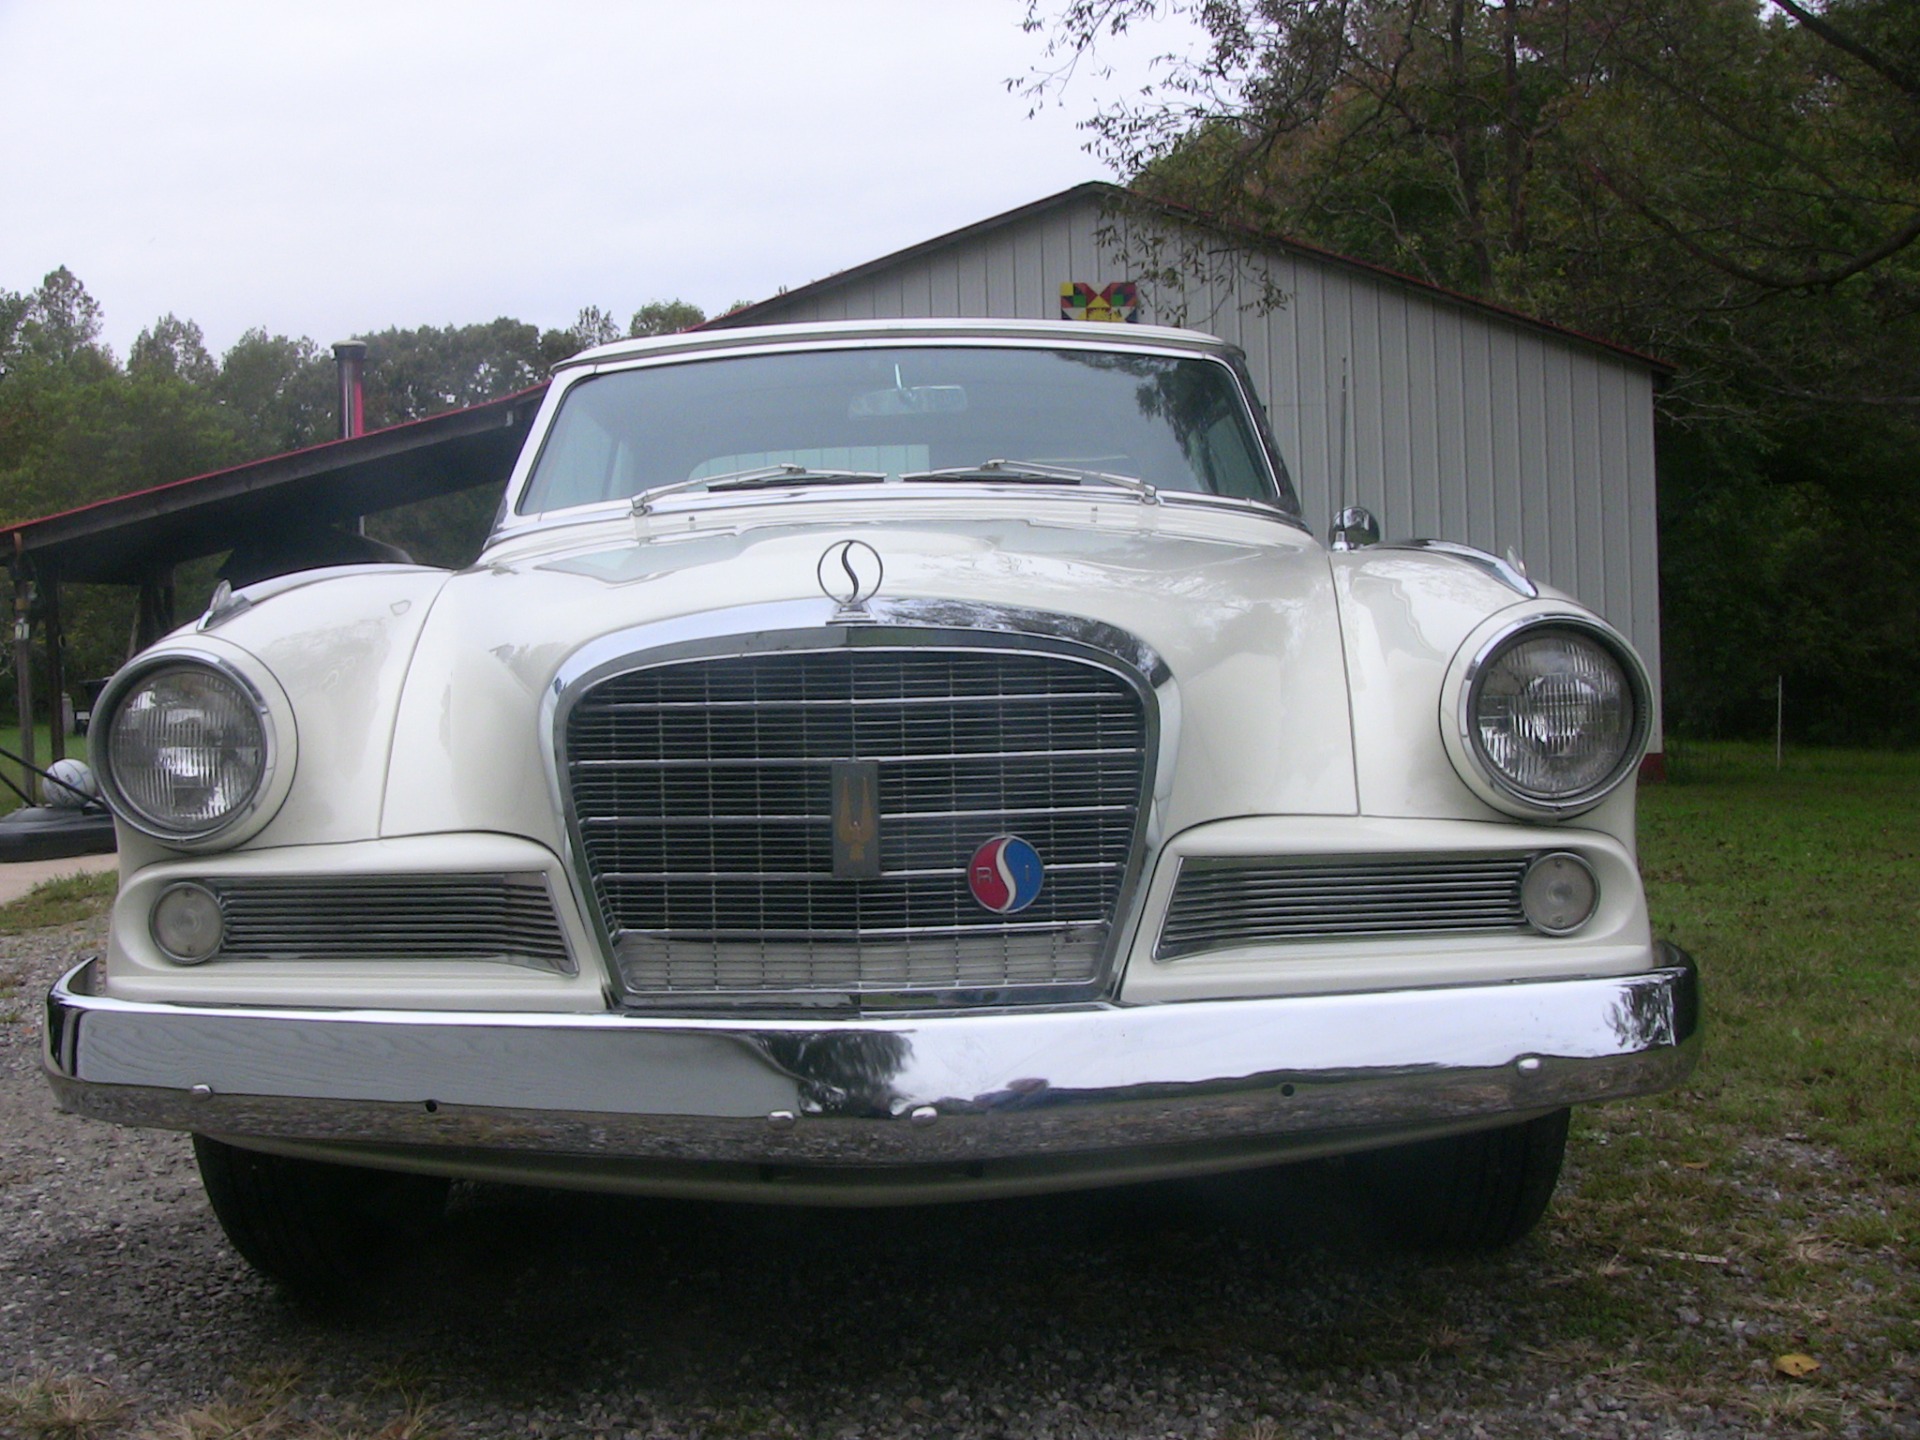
517 345 1299 516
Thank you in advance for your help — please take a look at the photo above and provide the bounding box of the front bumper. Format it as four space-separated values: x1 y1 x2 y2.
46 947 1699 1201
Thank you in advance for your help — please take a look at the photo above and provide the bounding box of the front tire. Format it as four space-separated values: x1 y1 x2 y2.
1349 1109 1570 1252
193 1135 449 1302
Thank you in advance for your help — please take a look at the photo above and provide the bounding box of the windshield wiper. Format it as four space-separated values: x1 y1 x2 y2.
901 459 1158 505
633 463 888 515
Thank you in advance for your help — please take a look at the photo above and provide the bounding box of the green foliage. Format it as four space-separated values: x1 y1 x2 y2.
1029 0 1920 742
212 330 336 455
629 298 707 337
129 314 217 384
1 275 718 695
359 318 551 427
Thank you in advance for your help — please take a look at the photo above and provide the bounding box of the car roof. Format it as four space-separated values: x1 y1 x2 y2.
555 317 1234 372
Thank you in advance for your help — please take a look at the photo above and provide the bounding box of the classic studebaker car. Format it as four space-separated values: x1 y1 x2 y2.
46 319 1698 1297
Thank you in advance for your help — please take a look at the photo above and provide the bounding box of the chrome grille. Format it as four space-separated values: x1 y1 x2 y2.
206 874 572 972
565 645 1151 1002
1158 854 1532 959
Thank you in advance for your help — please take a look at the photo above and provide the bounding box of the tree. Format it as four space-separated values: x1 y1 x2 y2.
356 318 549 427
130 314 217 385
0 267 115 381
211 330 336 455
629 299 707 336
560 305 624 353
1023 0 1920 742
1023 1 1920 413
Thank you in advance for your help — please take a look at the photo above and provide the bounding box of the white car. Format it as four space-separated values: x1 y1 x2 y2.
46 319 1698 1298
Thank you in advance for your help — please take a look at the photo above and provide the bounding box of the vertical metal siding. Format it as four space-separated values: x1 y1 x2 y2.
739 193 1663 740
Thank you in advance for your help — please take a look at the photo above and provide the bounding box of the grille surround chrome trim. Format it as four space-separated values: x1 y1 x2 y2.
1156 853 1542 960
547 599 1167 1010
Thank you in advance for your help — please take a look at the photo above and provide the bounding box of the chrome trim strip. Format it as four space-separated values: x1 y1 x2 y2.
45 948 1700 1171
1381 539 1537 597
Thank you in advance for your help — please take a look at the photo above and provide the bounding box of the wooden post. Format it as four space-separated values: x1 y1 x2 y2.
44 577 65 766
134 567 176 652
11 560 34 803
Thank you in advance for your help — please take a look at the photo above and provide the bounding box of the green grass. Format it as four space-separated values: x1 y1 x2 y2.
1642 743 1920 1188
0 870 117 935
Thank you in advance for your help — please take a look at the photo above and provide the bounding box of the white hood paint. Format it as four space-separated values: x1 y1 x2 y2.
379 495 1360 847
150 494 1629 864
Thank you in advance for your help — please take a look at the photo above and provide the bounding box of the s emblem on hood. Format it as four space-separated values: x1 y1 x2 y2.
817 540 884 610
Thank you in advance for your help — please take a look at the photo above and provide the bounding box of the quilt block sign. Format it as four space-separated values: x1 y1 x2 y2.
1060 282 1141 323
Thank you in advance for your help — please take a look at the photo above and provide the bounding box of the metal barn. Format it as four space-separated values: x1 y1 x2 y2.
717 183 1668 751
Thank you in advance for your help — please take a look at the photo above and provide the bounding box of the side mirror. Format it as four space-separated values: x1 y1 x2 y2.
1328 506 1380 551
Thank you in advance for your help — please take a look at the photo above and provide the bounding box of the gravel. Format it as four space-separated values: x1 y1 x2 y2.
4 920 1914 1440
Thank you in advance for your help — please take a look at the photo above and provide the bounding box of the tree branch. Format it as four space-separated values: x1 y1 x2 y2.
1767 0 1920 100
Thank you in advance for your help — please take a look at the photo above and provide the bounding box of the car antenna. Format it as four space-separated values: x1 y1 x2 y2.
1337 355 1350 519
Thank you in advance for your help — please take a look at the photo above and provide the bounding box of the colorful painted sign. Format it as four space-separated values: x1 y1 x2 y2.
1060 281 1141 323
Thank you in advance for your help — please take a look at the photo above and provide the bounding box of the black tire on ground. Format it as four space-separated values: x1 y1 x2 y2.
192 1135 449 1301
1348 1108 1571 1252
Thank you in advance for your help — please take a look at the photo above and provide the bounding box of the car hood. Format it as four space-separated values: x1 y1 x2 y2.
378 502 1360 845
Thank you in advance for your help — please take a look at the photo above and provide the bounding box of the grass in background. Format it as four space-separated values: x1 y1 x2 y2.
1643 743 1920 1189
0 870 117 935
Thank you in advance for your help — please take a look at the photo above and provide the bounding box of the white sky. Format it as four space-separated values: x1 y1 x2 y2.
0 1 1184 358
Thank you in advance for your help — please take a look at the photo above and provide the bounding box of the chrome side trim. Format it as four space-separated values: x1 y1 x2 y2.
46 947 1700 1176
1381 539 1537 596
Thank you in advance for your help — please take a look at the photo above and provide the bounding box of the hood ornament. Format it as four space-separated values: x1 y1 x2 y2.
818 539 884 613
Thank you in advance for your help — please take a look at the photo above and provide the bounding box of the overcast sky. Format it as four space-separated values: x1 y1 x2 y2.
1 1 1186 359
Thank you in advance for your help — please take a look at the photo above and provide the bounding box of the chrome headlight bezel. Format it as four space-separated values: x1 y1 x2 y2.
91 649 294 847
1445 611 1651 819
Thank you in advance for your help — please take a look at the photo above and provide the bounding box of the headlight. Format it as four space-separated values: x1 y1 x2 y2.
96 659 276 841
1457 617 1649 815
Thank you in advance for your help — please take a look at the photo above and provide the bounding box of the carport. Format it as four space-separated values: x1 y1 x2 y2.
3 382 548 790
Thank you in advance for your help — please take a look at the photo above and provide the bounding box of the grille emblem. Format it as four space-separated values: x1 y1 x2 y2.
831 759 882 879
969 836 1044 914
817 540 884 610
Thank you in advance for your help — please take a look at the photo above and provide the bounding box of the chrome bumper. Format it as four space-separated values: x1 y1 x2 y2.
45 947 1699 1189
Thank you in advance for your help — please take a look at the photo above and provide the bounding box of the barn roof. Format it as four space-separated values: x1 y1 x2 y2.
713 182 1672 374
3 384 548 586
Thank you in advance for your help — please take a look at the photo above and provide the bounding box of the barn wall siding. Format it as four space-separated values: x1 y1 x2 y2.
743 192 1664 743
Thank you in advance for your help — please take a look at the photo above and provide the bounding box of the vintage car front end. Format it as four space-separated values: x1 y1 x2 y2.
46 320 1697 1294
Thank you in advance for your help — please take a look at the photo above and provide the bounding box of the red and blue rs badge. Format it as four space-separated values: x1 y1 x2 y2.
968 835 1045 915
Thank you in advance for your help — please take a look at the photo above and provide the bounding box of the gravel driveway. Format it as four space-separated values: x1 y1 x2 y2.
4 920 1913 1440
